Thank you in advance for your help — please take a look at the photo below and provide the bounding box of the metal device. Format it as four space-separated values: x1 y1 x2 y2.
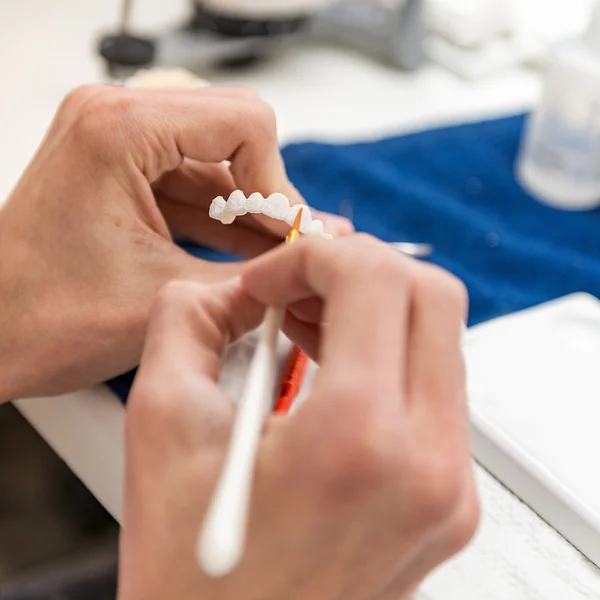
339 201 434 258
389 242 434 258
98 0 425 78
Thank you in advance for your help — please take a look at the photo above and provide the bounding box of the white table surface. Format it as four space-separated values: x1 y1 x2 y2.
3 1 600 598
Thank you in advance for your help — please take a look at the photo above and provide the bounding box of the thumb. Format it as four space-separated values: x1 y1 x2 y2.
128 277 265 450
140 278 264 388
129 278 264 436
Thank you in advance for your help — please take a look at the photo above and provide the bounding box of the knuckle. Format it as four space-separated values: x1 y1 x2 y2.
317 372 376 414
445 485 481 555
248 99 278 140
323 431 393 499
329 233 405 280
351 237 411 284
57 84 105 118
67 87 136 156
302 235 341 278
440 273 468 315
84 86 136 118
313 382 396 495
348 232 384 254
232 85 261 100
126 376 175 447
371 252 407 281
151 280 202 320
351 233 402 264
411 451 466 526
416 265 468 318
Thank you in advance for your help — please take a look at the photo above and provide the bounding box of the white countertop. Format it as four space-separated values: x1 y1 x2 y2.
3 1 600 598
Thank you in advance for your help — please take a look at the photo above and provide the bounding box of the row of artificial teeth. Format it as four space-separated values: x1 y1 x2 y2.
209 191 332 238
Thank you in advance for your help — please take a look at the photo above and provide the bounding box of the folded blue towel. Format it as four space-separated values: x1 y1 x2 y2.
108 114 600 401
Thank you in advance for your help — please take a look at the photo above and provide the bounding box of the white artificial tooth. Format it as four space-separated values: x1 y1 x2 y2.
261 193 290 220
285 204 299 226
227 190 247 216
219 213 236 225
209 196 227 221
285 204 313 234
308 220 324 236
246 192 264 214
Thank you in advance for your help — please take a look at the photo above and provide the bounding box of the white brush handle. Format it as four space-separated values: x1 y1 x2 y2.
197 306 284 577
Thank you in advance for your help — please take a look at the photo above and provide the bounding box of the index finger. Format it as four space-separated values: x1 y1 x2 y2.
242 235 412 393
133 90 294 199
136 278 264 394
136 89 309 238
73 86 295 201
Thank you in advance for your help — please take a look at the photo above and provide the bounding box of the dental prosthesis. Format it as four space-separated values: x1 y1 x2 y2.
209 190 333 239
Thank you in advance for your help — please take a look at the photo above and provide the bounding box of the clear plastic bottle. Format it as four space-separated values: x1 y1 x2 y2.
517 1 600 210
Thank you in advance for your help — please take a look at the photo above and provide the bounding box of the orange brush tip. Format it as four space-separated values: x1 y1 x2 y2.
286 207 303 244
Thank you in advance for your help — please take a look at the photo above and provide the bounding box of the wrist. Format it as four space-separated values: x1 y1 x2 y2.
0 205 38 402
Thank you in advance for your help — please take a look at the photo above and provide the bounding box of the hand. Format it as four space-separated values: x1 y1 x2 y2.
0 84 351 401
119 234 478 600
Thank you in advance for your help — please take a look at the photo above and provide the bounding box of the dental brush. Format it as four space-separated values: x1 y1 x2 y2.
197 209 304 578
274 344 309 415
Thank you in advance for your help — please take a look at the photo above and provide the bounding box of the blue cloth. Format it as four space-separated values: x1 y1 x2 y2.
108 113 600 401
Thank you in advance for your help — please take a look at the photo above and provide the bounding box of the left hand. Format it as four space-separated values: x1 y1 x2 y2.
152 86 352 252
0 84 351 402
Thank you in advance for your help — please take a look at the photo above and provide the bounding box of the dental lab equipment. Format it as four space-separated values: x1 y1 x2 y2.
198 209 304 578
98 0 425 77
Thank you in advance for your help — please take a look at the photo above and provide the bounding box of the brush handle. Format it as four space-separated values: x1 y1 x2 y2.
274 346 309 415
197 306 284 577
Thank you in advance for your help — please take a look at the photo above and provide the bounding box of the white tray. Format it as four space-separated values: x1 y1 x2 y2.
465 293 600 568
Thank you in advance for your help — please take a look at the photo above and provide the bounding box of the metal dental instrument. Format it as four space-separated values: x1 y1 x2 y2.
338 200 434 258
388 242 434 258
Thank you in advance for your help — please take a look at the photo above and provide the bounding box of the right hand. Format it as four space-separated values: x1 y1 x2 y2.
119 234 478 600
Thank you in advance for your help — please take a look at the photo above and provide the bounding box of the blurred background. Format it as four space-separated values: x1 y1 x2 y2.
0 405 118 599
1 0 597 200
1 0 599 598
